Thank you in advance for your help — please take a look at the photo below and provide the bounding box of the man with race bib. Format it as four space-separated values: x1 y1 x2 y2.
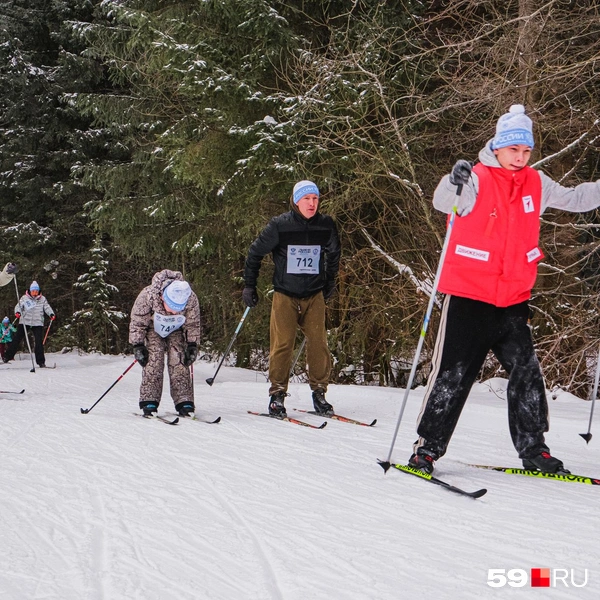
129 270 201 417
243 180 341 418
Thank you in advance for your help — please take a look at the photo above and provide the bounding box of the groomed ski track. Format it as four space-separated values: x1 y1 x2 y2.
0 353 598 599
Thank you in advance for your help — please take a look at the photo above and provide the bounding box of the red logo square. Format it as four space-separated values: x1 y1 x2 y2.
531 568 551 587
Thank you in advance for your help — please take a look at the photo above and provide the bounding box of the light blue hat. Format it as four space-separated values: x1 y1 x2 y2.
2 317 9 325
491 104 535 150
30 281 40 292
163 280 191 312
293 180 319 204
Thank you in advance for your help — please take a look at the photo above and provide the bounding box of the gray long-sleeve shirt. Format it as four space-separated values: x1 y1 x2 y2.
433 141 600 215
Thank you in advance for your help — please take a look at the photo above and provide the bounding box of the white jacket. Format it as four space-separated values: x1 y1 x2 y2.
15 292 54 327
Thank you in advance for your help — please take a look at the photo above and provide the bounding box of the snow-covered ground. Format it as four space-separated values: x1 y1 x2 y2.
0 351 598 599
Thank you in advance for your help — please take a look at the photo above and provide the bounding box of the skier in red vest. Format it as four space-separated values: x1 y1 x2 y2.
410 105 600 475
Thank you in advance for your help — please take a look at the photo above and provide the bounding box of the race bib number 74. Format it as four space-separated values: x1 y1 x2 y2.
154 313 186 338
287 245 321 274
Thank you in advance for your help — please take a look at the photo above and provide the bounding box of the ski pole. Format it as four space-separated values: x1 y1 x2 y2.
13 275 36 373
190 361 195 402
206 306 251 386
580 341 600 443
379 184 463 472
80 359 138 414
43 319 53 345
289 337 307 379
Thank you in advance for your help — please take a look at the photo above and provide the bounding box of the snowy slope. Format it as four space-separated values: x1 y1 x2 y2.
0 352 598 599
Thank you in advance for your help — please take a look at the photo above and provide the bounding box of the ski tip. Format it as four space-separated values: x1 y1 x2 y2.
473 488 488 498
579 432 592 444
377 459 391 473
212 416 222 423
319 421 327 429
19 389 25 394
369 419 378 426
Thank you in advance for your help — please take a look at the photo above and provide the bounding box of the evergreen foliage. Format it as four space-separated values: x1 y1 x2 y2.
67 237 127 352
3 1 600 395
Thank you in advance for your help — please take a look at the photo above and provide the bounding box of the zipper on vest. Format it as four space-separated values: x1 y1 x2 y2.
484 208 497 237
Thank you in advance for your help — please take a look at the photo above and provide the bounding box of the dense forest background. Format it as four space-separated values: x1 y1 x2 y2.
2 0 600 395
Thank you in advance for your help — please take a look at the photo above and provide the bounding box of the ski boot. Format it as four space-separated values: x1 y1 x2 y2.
176 401 195 417
140 401 158 417
268 391 288 418
522 451 570 474
408 449 436 475
312 389 334 415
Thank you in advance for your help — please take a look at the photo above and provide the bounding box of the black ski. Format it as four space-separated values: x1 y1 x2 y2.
134 413 179 425
248 410 327 429
170 413 221 424
0 389 25 394
379 461 487 498
294 408 376 427
469 464 600 486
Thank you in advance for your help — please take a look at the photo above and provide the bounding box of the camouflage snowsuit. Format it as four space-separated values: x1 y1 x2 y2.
129 270 201 407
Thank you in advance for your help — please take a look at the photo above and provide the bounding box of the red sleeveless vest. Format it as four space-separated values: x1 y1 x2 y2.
438 163 543 307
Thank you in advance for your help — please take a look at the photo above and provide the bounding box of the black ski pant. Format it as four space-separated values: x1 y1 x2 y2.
414 295 549 460
4 325 45 366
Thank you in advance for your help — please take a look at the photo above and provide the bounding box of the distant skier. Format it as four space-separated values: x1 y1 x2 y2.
129 270 201 417
410 105 600 476
243 180 341 418
0 317 17 361
4 281 55 368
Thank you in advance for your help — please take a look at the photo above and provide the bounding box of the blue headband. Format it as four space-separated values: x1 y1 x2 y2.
293 181 319 204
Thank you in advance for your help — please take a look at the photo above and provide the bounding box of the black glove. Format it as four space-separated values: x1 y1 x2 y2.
183 343 198 367
6 263 17 274
449 160 473 186
133 344 149 367
242 287 259 308
323 281 336 300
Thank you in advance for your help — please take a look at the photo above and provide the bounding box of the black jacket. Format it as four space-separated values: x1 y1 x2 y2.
244 209 340 298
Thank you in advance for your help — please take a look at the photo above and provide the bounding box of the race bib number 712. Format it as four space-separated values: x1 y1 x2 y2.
286 245 321 274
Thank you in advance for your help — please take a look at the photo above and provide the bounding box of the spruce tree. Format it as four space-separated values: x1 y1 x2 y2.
69 238 126 353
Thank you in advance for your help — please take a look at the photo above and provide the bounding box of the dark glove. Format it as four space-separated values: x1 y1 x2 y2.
133 344 149 367
6 263 17 274
15 312 21 319
183 342 198 367
449 160 473 186
323 281 336 300
49 314 56 321
242 287 259 308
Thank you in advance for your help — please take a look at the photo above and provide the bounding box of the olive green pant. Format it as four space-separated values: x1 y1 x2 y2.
268 291 331 395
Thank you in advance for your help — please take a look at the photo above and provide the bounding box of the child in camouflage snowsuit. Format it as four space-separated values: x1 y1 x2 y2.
129 270 201 417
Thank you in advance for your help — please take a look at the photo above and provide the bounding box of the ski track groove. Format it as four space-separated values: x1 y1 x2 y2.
88 477 108 600
172 459 286 600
